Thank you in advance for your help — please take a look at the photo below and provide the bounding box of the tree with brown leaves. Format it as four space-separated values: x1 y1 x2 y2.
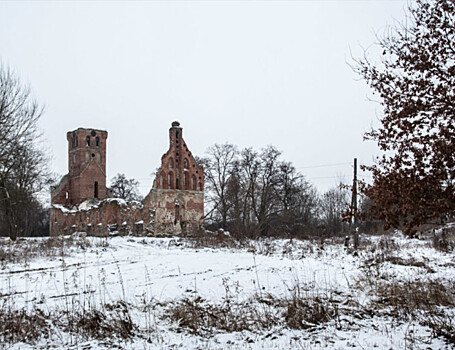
355 0 455 235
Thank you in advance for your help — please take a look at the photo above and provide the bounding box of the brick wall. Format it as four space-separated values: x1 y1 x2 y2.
50 199 145 236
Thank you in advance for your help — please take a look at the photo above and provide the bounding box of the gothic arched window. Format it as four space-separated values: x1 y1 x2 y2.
168 171 174 189
184 172 189 190
160 173 164 189
191 175 196 191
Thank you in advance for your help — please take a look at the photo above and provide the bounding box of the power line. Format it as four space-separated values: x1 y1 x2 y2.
306 175 348 180
296 162 351 170
130 161 373 184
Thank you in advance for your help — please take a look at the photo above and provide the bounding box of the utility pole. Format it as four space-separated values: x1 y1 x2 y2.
351 158 359 249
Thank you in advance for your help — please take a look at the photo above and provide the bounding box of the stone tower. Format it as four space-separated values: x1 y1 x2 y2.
51 128 108 207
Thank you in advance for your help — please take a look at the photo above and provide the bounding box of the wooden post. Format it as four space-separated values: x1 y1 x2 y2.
352 158 359 249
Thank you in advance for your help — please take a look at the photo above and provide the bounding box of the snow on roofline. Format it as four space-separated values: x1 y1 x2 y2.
52 197 143 213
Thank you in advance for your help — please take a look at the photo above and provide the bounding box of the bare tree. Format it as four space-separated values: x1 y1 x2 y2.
110 173 143 202
0 64 49 239
201 143 238 229
202 143 323 238
278 174 319 238
238 146 289 237
319 185 350 236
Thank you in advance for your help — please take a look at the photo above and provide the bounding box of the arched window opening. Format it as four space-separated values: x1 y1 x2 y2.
160 173 164 189
94 181 99 198
95 136 100 147
176 131 179 139
174 201 180 224
184 172 189 190
183 158 189 169
168 157 174 169
191 175 196 191
72 133 77 148
198 182 202 191
86 136 91 147
176 178 179 190
168 172 174 189
65 192 69 200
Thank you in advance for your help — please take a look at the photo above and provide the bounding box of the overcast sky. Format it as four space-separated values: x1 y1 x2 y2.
0 0 408 196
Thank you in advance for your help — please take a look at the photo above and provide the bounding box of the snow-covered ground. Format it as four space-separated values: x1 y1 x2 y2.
0 233 454 349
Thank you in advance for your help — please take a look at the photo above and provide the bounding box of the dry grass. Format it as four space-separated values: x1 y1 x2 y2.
284 295 339 330
166 278 341 335
167 291 342 335
422 313 455 345
0 306 50 345
167 281 279 336
369 279 454 317
0 300 136 347
167 296 260 334
0 234 90 265
432 227 455 252
63 301 136 340
184 230 242 250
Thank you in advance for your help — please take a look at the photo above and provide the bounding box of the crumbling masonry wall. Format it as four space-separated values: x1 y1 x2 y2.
50 199 145 236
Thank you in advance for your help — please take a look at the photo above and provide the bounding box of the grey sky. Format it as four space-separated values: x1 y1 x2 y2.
0 1 407 195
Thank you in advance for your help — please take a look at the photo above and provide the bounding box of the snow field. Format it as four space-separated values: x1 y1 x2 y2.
0 233 454 349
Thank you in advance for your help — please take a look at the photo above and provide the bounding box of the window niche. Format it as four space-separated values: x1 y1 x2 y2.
191 175 196 191
160 173 164 189
168 172 174 189
184 172 189 190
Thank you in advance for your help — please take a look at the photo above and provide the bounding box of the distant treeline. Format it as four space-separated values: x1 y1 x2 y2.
198 143 378 239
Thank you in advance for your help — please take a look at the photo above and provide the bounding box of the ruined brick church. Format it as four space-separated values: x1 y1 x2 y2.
50 122 204 236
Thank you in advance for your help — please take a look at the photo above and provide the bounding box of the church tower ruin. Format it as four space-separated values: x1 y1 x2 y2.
51 128 109 207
